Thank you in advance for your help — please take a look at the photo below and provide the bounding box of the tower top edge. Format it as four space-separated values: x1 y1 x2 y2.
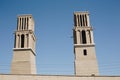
74 11 89 14
17 14 33 17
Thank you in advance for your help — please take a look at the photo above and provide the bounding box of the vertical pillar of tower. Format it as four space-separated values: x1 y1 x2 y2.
27 34 29 48
73 12 99 76
90 30 94 44
29 33 32 49
25 17 27 30
27 17 28 30
11 14 36 74
86 30 90 44
76 30 80 44
15 35 18 48
22 18 24 30
18 18 20 30
87 14 90 26
20 17 22 30
17 18 18 30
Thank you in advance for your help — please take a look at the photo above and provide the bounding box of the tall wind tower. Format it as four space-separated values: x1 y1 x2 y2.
11 14 36 74
73 12 99 76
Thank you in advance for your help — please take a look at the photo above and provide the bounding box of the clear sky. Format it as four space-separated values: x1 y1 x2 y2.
0 0 120 75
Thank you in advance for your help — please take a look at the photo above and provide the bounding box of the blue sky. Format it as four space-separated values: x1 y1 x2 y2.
0 0 120 75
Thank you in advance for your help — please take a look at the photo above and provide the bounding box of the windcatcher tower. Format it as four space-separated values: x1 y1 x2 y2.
11 14 36 74
73 12 99 76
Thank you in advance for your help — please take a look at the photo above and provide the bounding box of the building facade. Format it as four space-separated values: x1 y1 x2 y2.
0 11 119 80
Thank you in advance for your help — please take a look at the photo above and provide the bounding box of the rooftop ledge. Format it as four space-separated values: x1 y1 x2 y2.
13 48 36 56
0 74 120 77
74 44 95 47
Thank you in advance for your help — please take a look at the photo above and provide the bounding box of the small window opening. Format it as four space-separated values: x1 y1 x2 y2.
85 15 88 26
82 30 87 44
77 15 80 26
73 30 77 44
21 34 24 48
80 15 82 26
82 15 85 26
83 49 87 56
14 34 16 48
74 14 77 26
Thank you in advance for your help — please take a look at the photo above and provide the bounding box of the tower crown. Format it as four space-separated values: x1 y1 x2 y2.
14 14 36 53
73 12 94 45
17 14 34 31
74 12 90 27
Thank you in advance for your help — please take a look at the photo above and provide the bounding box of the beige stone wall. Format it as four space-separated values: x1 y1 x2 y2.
11 49 36 74
74 45 99 76
0 74 120 80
